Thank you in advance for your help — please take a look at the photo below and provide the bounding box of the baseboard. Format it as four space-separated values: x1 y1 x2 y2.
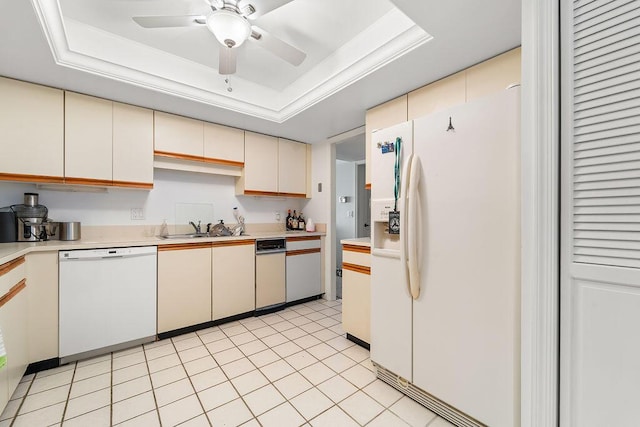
25 358 59 375
346 333 370 350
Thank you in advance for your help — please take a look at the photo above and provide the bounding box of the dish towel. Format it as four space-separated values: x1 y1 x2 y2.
0 327 6 370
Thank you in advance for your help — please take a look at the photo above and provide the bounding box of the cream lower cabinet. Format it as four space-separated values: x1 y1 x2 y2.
157 244 212 334
0 77 64 183
341 244 371 345
25 252 58 363
212 240 255 321
0 257 29 413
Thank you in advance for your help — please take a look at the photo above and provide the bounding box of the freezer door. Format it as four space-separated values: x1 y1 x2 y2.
411 88 521 427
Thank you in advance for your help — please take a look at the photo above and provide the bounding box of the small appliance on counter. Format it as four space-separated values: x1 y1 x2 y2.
10 193 59 242
0 207 17 243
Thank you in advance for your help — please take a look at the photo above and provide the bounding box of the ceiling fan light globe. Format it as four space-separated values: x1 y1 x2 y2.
206 9 251 48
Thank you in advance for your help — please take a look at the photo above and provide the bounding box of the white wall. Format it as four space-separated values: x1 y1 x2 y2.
0 169 301 226
302 141 335 300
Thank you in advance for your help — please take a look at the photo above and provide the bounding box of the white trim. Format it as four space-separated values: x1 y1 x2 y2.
521 1 560 426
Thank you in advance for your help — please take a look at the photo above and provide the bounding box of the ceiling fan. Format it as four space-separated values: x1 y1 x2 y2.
132 0 306 75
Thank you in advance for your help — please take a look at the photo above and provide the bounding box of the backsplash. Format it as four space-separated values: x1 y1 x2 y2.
0 169 301 227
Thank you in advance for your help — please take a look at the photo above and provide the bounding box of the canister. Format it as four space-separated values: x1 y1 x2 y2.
59 222 81 241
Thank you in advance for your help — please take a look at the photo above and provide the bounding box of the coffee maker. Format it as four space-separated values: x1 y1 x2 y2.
11 193 59 242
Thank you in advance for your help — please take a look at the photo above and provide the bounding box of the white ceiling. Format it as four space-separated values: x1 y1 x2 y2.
0 0 521 144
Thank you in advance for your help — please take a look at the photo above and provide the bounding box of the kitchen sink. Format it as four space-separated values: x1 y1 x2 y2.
159 233 250 239
159 233 209 239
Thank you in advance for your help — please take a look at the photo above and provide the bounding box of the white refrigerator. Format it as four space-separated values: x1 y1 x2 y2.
370 87 520 427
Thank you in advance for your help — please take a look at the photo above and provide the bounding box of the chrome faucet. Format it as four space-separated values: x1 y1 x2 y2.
189 220 201 233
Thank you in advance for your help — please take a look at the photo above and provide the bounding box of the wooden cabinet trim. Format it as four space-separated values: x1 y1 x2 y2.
158 243 211 251
0 173 64 184
64 177 113 187
365 183 371 190
287 236 321 242
211 240 255 248
286 248 321 256
277 192 307 198
243 190 280 197
342 262 370 275
202 157 244 168
0 278 26 308
342 244 371 254
154 150 204 163
111 180 154 189
0 256 25 277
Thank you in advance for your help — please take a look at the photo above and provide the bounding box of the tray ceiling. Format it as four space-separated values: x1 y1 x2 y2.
35 0 432 122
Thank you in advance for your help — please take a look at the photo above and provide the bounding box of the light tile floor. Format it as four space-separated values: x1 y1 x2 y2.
1 299 456 427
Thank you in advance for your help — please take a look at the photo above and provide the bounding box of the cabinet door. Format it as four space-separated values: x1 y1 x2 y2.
212 241 255 320
365 95 408 188
408 72 466 120
342 268 370 343
0 77 64 181
113 102 154 188
466 48 521 102
157 246 212 333
154 111 203 159
241 132 278 195
65 92 113 183
204 122 244 166
278 138 307 196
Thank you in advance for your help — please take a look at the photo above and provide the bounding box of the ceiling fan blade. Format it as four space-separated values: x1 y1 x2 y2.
132 15 206 28
250 26 306 66
219 46 237 75
238 0 294 19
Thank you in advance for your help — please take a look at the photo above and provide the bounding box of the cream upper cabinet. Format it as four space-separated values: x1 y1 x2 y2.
154 111 204 159
65 92 113 183
204 122 244 166
466 48 521 102
408 72 466 120
0 77 64 182
113 102 154 187
238 132 309 197
278 138 307 196
238 132 279 195
157 245 212 334
365 95 408 188
212 241 255 320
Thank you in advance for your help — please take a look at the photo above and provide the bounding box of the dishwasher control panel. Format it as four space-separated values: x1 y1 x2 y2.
255 238 286 253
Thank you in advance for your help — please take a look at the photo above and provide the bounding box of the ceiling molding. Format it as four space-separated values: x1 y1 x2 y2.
31 0 431 123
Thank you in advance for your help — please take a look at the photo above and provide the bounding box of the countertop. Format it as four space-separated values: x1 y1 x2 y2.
340 237 371 247
0 230 325 266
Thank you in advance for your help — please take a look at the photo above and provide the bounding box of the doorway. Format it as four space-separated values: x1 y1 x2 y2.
334 132 368 299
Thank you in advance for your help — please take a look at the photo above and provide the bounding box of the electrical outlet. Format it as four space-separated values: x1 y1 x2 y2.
130 208 145 220
275 212 281 221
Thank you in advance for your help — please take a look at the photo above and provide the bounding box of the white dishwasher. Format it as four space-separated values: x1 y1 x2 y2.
59 246 157 364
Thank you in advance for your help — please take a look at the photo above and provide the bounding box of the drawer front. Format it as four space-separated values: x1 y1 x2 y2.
0 257 26 296
287 236 321 251
342 249 371 268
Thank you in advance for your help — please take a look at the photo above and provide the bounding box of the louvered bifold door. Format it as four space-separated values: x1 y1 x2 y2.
561 1 640 426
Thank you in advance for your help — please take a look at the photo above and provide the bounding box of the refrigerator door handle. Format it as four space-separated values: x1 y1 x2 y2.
407 155 422 300
400 153 413 297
